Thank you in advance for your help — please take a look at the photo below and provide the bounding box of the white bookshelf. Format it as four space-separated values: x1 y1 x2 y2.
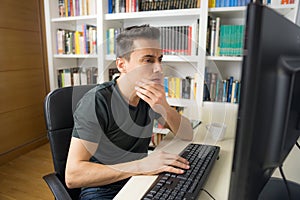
44 1 299 120
201 1 299 135
205 1 299 105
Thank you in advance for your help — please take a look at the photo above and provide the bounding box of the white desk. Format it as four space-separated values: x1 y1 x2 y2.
114 126 235 200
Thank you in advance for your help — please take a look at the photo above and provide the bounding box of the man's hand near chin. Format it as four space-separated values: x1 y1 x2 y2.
135 79 193 141
135 78 168 115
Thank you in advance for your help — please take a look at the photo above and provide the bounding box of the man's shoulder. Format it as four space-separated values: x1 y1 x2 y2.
95 80 115 91
77 80 115 104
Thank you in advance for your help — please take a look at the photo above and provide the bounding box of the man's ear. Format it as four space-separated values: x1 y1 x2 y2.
116 57 127 73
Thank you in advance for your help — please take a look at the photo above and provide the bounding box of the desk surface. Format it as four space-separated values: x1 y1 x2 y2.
114 126 235 200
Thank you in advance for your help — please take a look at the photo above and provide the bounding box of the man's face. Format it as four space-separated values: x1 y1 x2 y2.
123 39 163 85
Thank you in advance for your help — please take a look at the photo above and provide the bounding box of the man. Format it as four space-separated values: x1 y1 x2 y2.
65 24 193 199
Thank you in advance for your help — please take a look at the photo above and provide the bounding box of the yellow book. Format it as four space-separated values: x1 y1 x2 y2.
74 31 81 54
65 0 68 17
175 77 181 99
209 0 216 8
193 73 199 100
168 77 176 98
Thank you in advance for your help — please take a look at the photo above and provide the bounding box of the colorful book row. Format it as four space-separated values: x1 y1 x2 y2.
106 28 122 56
57 67 98 88
204 71 240 104
208 0 294 8
208 0 251 7
164 76 196 100
106 25 198 56
58 0 96 17
56 25 97 55
207 16 244 57
159 26 197 56
108 0 200 14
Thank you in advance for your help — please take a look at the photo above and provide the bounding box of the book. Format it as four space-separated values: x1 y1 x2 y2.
209 18 216 56
182 77 191 99
72 68 80 86
214 17 220 56
59 0 65 17
80 68 87 85
164 77 169 97
227 76 234 103
56 29 64 54
209 73 217 101
222 80 227 102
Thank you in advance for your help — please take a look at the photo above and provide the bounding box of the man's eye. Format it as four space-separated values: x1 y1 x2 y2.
143 59 154 63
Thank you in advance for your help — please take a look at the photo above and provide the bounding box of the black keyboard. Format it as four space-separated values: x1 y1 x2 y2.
142 143 220 200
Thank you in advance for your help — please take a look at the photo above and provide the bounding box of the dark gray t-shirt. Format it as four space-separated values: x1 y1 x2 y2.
72 78 160 165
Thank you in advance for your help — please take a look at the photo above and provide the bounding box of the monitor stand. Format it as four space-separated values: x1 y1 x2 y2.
259 177 300 200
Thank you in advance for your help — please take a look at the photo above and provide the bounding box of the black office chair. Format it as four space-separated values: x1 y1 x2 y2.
43 85 97 200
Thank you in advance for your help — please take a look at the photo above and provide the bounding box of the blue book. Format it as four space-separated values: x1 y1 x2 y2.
234 81 239 103
108 0 113 13
164 77 169 97
227 76 234 102
216 79 219 102
222 80 227 102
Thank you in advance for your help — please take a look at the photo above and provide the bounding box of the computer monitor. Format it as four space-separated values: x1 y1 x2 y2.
229 3 300 200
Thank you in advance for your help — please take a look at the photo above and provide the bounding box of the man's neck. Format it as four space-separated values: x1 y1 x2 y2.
116 76 140 106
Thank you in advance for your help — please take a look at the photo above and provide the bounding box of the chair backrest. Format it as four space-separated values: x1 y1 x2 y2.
44 85 96 199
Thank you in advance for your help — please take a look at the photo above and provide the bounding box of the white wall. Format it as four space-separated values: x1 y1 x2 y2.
200 102 300 184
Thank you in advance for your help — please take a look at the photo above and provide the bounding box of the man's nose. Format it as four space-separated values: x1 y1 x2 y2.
153 62 162 73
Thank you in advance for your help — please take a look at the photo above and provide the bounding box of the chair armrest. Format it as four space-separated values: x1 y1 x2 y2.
43 173 72 200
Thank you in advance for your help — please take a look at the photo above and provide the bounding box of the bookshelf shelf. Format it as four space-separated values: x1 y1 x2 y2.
208 6 246 18
208 4 296 18
105 8 202 21
167 98 196 107
206 56 243 62
163 55 200 63
51 15 97 22
54 54 98 59
106 54 116 61
203 101 239 107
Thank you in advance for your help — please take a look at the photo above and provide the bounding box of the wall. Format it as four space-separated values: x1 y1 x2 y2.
0 0 49 165
201 103 300 184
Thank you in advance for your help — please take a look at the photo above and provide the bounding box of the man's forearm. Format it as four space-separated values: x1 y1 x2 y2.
164 106 193 141
65 160 137 188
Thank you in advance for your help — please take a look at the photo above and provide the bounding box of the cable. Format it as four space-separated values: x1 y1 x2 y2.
200 188 216 200
279 166 292 200
296 141 300 150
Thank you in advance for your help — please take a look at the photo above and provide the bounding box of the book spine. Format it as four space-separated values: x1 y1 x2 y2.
164 77 169 97
209 19 216 56
214 17 220 56
222 80 227 102
59 0 65 17
227 76 233 102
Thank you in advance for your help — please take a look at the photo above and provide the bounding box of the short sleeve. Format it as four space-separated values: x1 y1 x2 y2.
72 90 103 144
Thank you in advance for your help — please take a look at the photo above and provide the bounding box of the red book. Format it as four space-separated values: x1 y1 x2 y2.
187 26 192 56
